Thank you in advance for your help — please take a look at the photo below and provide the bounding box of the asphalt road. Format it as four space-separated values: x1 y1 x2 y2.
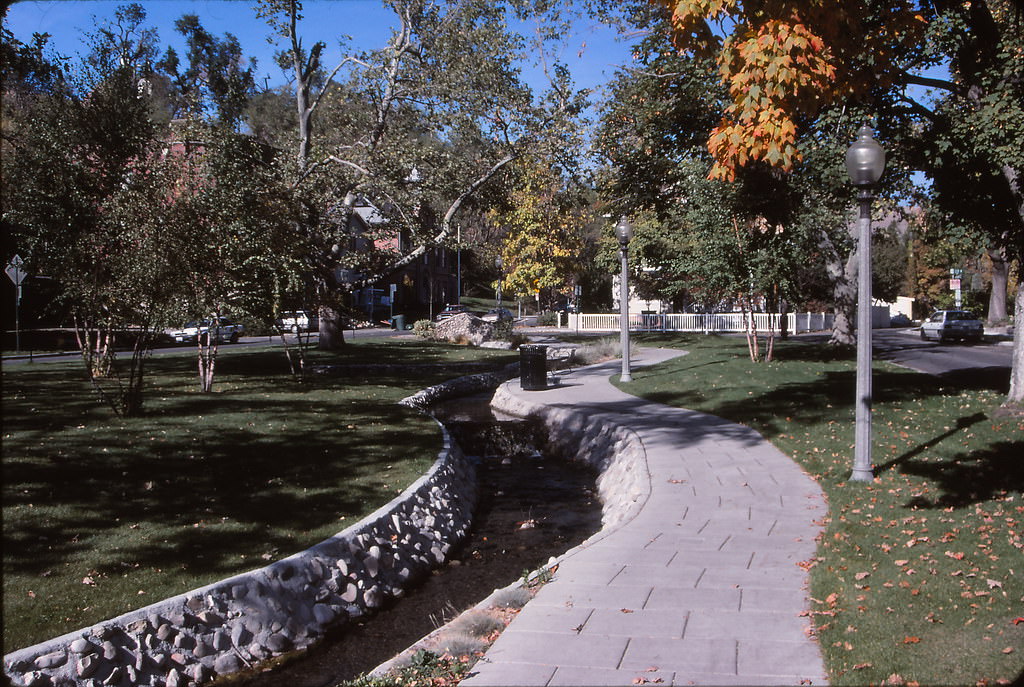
1 327 406 366
4 327 1014 383
873 328 1013 392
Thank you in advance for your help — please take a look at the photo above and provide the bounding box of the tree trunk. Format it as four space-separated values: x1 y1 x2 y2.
987 244 1009 324
198 331 218 393
829 249 858 346
318 304 347 350
1004 284 1024 409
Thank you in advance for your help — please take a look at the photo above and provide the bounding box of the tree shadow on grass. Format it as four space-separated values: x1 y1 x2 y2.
875 412 989 475
897 440 1024 509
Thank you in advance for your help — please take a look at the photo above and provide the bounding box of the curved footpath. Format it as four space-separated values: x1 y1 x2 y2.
461 346 830 686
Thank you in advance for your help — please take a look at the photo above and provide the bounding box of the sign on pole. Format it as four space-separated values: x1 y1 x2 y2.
6 254 27 353
5 254 26 287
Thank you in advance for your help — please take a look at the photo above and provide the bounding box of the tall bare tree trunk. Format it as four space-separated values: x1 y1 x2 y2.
1005 284 1024 409
829 248 859 346
987 244 1009 324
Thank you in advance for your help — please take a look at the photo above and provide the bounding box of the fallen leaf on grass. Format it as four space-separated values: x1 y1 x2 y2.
620 608 634 613
852 663 873 670
1002 647 1015 654
902 636 921 644
1012 617 1024 625
855 572 870 580
82 576 96 586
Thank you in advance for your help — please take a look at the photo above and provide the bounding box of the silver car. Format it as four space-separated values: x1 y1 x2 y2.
920 310 983 343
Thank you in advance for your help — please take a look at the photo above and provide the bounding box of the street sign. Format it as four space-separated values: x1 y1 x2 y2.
950 278 961 290
5 254 26 286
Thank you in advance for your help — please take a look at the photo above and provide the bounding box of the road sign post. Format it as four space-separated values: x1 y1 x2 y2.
5 255 27 353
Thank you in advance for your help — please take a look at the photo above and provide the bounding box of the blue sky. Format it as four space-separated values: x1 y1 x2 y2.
3 0 635 100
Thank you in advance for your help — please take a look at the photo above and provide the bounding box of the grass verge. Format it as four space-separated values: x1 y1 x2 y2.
2 340 517 651
615 334 1023 687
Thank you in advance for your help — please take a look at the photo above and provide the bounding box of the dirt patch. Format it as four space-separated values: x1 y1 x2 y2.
233 416 601 687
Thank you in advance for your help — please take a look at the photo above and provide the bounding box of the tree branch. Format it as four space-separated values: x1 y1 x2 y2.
904 72 958 94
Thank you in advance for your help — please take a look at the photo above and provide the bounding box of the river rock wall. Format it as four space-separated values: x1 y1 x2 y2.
489 381 650 530
4 422 477 687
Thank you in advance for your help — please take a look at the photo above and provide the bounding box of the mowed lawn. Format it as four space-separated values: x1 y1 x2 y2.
617 334 1023 686
2 340 517 651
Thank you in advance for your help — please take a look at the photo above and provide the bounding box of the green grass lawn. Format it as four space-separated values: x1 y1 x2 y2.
617 334 1023 686
2 340 517 652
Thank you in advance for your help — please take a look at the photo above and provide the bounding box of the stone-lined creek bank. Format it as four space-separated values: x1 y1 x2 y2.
234 393 602 687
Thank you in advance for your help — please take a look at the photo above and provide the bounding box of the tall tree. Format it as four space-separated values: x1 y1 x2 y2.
165 15 257 129
2 58 167 414
161 124 305 391
596 5 865 348
495 156 589 308
255 0 587 348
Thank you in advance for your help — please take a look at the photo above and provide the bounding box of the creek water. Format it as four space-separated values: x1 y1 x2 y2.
236 391 601 687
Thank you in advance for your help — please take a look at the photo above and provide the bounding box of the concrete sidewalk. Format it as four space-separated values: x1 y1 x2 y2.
462 347 829 686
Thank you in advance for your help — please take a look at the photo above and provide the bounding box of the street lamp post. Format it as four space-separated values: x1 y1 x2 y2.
495 256 503 307
615 218 634 382
845 125 886 483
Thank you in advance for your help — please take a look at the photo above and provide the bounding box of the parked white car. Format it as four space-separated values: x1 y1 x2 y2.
920 310 983 343
276 310 319 333
170 317 245 344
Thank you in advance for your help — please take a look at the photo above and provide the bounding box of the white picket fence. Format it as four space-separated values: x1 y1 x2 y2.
560 312 835 334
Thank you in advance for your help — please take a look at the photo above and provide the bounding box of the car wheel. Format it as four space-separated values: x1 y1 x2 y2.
230 332 240 343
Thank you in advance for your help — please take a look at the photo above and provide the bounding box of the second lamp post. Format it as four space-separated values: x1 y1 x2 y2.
616 218 634 382
845 124 886 483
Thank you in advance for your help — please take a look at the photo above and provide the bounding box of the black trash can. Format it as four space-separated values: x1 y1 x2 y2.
520 344 548 391
392 314 405 330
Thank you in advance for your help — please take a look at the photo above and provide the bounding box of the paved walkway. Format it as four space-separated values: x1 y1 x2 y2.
462 347 829 686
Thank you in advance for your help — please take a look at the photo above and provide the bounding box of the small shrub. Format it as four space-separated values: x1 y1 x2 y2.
390 650 472 685
536 311 558 326
436 632 486 658
412 319 435 339
491 319 514 341
575 336 629 364
490 586 532 609
448 609 505 638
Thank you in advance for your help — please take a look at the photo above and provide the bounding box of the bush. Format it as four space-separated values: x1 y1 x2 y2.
412 319 435 339
575 336 630 364
491 319 514 341
536 311 558 326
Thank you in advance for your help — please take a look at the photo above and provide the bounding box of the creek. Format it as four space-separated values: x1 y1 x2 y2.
235 391 602 687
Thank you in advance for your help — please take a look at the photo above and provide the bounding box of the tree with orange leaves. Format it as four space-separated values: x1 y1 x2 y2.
656 0 1024 408
657 0 927 180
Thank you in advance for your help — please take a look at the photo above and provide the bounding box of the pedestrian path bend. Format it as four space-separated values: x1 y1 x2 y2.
461 346 829 686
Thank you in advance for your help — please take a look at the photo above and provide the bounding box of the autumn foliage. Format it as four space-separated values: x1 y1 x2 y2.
658 0 926 179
